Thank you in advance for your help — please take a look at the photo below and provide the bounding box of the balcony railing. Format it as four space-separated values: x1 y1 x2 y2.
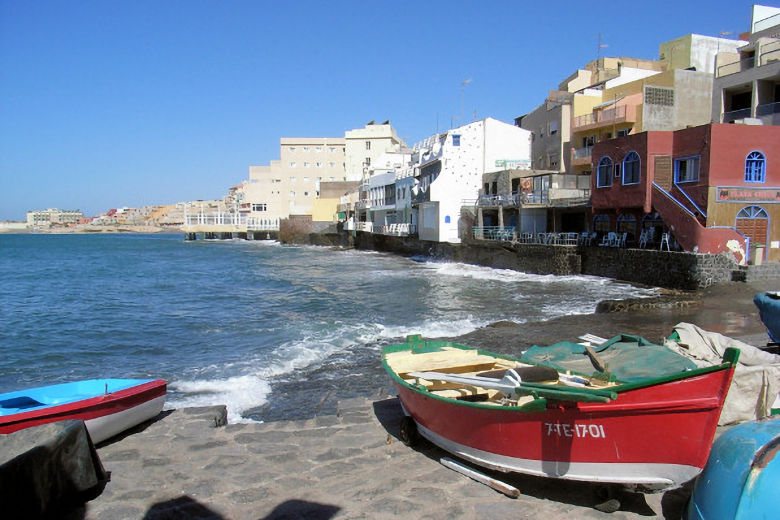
380 223 417 236
354 221 373 232
472 226 515 241
477 194 519 207
184 213 280 231
760 47 780 66
522 190 550 204
717 56 755 77
572 105 631 130
572 146 593 160
722 107 752 123
757 101 780 116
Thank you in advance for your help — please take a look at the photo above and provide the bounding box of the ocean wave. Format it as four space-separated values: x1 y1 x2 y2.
167 375 271 424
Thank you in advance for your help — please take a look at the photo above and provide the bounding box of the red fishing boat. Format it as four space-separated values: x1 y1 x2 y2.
0 379 167 443
382 335 738 490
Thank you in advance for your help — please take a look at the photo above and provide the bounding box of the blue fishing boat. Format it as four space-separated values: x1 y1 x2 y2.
685 416 780 520
753 292 780 344
0 379 167 443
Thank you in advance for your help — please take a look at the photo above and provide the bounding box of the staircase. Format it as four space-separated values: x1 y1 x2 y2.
652 183 747 263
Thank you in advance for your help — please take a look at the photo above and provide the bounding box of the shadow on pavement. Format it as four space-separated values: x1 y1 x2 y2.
372 396 687 518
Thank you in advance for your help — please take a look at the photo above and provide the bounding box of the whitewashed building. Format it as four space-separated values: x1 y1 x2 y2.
411 118 531 243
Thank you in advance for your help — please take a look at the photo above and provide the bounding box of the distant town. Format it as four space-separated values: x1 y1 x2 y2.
4 4 779 266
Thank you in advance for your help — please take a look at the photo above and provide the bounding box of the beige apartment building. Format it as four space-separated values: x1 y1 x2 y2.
344 121 404 180
240 121 404 226
243 137 346 224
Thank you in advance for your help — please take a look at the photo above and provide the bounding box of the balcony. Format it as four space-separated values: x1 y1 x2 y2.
722 107 752 123
571 146 593 166
477 194 519 207
472 226 515 241
380 223 417 236
717 56 755 78
757 102 780 125
572 105 636 132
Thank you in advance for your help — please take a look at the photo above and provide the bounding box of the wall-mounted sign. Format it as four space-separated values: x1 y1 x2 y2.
495 159 531 170
717 187 780 203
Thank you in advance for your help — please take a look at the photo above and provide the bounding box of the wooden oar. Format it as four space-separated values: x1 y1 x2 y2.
408 371 615 403
440 457 520 498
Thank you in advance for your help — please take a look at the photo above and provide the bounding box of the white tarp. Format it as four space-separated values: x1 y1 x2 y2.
664 322 780 425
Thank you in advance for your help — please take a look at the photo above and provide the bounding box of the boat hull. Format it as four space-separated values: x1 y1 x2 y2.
386 341 737 489
0 379 167 443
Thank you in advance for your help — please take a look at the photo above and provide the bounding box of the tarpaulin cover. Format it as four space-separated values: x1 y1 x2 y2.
0 420 108 517
665 322 780 425
520 333 699 383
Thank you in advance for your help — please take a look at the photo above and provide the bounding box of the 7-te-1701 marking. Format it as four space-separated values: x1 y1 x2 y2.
545 423 606 438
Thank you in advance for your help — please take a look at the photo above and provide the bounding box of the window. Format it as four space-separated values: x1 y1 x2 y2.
623 151 640 185
593 214 611 233
304 162 310 168
452 134 461 146
290 176 296 182
303 146 309 152
252 203 267 212
290 191 296 197
549 121 558 135
329 177 336 181
329 147 336 153
289 147 295 152
365 157 371 166
289 162 296 168
365 140 371 150
303 177 309 182
617 128 631 137
617 214 637 240
746 151 766 183
315 147 322 153
316 162 322 168
597 157 613 187
675 156 700 183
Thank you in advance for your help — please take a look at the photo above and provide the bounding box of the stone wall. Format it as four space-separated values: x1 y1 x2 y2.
580 247 738 290
352 232 741 289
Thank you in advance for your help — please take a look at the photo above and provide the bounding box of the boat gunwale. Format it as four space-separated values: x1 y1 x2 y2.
381 338 739 412
0 379 167 426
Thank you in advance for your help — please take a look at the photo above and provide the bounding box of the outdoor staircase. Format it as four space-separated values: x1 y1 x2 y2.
651 183 747 261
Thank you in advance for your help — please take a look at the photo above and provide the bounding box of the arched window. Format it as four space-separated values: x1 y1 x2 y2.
597 157 613 188
616 213 637 241
593 214 611 233
623 151 640 185
745 151 766 183
736 205 768 219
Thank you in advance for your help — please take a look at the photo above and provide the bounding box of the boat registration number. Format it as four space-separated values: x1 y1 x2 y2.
544 422 606 438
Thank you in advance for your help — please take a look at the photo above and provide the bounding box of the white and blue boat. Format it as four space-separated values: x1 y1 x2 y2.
685 415 780 520
0 379 167 443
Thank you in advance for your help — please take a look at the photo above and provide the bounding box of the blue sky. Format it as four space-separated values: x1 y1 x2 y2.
0 0 767 220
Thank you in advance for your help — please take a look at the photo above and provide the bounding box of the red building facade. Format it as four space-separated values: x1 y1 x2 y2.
591 123 780 263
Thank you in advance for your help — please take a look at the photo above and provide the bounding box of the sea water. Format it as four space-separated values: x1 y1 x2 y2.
0 233 656 422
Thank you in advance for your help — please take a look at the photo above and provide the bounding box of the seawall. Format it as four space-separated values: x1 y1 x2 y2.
284 229 755 290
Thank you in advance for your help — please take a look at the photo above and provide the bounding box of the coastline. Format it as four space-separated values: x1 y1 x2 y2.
66 281 777 519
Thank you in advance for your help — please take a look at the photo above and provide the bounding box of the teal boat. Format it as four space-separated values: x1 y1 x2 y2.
685 415 780 519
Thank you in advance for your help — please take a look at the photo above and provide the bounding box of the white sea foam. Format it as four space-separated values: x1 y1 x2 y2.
167 375 271 424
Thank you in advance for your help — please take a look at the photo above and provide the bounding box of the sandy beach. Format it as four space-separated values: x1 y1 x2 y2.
58 280 777 519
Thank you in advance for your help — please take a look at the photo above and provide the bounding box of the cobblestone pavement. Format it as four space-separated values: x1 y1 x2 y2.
64 398 692 520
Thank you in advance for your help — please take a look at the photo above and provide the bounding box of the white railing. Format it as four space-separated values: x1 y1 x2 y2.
380 223 417 236
355 221 373 232
184 213 279 231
